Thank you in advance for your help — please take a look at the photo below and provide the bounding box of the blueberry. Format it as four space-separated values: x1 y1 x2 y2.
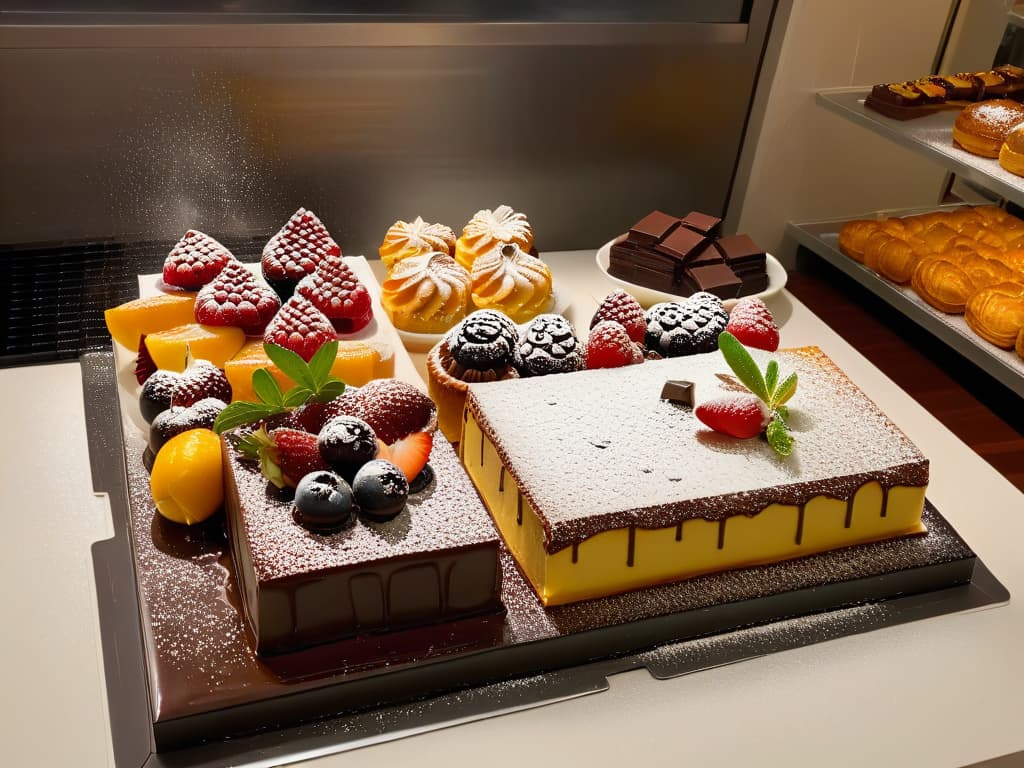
317 416 379 481
352 459 409 522
293 470 356 532
139 369 182 423
149 397 227 455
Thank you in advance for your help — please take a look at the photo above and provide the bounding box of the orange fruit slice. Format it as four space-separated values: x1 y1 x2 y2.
104 293 196 351
225 339 395 402
143 323 246 371
149 428 224 525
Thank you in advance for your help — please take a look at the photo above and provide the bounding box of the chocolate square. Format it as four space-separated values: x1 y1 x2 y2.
714 234 764 264
656 226 708 263
627 211 680 246
688 263 741 299
680 211 722 237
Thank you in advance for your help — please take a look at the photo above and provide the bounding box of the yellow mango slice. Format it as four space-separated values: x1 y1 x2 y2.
144 323 246 372
225 339 395 402
104 293 196 351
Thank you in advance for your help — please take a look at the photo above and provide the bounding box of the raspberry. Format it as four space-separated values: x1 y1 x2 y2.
585 321 644 369
296 253 373 333
194 258 282 335
170 359 232 408
162 230 232 290
694 394 769 439
517 314 584 376
262 207 341 298
590 290 646 345
359 379 436 444
725 297 780 352
644 292 728 357
263 294 337 362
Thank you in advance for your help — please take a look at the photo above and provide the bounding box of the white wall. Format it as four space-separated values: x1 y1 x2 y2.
732 0 1010 265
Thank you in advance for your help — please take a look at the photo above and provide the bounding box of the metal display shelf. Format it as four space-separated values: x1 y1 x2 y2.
816 87 1024 207
786 214 1024 398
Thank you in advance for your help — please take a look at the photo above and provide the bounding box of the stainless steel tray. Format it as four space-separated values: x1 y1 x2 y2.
785 212 1024 398
816 87 1024 207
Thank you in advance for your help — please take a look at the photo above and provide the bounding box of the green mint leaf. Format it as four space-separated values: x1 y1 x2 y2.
766 416 794 457
718 332 769 402
282 385 315 408
314 379 347 403
213 402 285 434
263 343 317 391
251 368 284 407
307 340 338 388
772 372 798 407
765 360 779 398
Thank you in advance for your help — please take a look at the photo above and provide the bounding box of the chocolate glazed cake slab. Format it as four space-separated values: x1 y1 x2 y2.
81 352 1008 768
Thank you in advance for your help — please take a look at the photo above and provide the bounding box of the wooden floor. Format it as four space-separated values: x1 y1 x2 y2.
788 254 1024 494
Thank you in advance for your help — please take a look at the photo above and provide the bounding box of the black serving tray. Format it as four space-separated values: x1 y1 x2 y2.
83 351 1008 768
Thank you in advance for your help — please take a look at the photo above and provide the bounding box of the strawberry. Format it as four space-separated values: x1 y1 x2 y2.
378 431 433 483
135 334 157 384
262 207 341 298
263 294 337 362
359 379 436 444
585 320 644 369
725 297 779 352
694 393 769 439
171 358 232 408
194 258 282 335
296 253 373 333
591 290 646 345
236 426 328 489
162 230 232 290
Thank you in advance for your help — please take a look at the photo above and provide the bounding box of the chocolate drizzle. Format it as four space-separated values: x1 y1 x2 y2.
795 506 805 546
627 526 636 567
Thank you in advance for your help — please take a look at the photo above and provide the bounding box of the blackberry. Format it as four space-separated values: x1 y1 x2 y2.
317 416 379 481
517 314 583 376
645 294 728 357
447 309 520 371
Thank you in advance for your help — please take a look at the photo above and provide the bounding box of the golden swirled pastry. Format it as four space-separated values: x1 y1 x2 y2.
455 204 533 271
911 256 977 314
470 242 552 324
964 281 1024 347
381 251 471 334
378 216 456 270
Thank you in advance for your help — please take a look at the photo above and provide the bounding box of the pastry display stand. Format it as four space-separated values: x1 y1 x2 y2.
790 87 1024 396
3 252 1022 768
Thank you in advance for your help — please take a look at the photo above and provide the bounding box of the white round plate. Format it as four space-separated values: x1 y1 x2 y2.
595 239 787 308
394 283 570 353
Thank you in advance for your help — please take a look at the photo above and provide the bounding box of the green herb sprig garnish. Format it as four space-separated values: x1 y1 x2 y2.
718 332 797 457
212 341 345 434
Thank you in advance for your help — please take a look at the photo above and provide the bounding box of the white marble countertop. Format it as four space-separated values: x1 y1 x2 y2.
1 251 1022 767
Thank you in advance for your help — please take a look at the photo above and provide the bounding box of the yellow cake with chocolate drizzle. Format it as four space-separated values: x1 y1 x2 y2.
381 251 471 333
469 242 552 324
461 347 928 606
455 204 533 271
378 216 457 270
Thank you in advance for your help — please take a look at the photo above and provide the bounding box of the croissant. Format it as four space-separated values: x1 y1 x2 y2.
996 247 1024 276
964 281 1024 347
958 253 1016 289
911 256 977 313
875 235 922 284
916 223 959 254
837 220 880 263
956 222 1007 250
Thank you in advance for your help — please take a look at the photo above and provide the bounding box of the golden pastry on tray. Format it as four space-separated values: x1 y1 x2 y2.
952 99 1024 157
911 256 977 314
378 216 457 270
380 251 471 334
455 204 533 271
964 281 1024 347
999 122 1024 177
469 242 552 324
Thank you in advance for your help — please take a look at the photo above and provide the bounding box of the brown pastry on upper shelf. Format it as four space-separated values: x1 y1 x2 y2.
866 64 1024 120
964 281 1024 347
952 99 1024 158
911 256 977 314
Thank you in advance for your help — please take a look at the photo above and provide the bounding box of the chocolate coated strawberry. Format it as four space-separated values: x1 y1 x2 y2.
296 253 373 333
263 294 337 362
262 207 341 298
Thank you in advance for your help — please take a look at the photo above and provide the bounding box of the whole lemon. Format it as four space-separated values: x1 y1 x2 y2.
149 428 224 525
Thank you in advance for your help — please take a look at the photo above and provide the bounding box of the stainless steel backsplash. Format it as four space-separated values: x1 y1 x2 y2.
0 4 777 255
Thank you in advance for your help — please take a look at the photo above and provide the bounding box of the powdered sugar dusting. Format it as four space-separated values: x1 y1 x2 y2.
468 346 928 551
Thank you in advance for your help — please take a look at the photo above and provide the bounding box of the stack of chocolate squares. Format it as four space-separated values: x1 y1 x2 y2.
607 210 767 299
